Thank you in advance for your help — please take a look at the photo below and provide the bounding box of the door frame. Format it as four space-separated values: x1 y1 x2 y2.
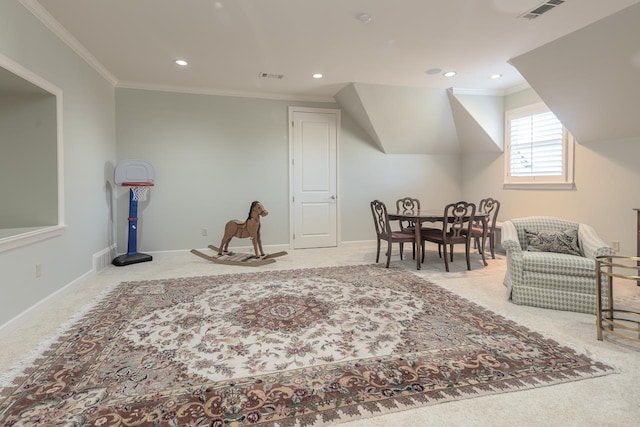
288 106 341 250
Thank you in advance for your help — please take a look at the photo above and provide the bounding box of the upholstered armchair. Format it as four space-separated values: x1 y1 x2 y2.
501 216 614 314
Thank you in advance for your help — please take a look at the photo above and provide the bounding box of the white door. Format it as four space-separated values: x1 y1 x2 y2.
289 107 339 249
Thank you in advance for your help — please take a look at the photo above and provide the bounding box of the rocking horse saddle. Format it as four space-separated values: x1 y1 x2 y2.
230 220 252 238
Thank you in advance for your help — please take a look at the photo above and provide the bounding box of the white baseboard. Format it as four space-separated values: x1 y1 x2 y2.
0 268 94 338
115 241 376 257
340 240 376 247
0 245 115 336
137 243 292 256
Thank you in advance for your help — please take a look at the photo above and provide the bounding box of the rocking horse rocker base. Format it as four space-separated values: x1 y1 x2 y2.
190 245 287 266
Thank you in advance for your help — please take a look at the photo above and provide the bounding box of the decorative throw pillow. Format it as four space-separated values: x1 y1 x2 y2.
525 228 582 256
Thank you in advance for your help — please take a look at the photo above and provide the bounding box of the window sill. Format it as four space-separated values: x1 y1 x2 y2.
503 182 575 190
0 225 67 253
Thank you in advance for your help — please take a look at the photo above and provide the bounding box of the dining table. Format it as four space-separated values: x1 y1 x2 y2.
388 209 489 270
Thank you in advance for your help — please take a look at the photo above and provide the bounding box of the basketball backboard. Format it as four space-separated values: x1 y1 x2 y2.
114 159 155 185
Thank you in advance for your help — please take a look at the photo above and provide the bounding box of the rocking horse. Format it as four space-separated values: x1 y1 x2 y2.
190 201 287 266
218 201 268 258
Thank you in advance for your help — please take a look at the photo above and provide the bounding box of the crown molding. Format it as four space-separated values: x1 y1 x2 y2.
116 81 337 103
449 87 506 96
19 0 118 86
504 82 532 95
449 82 532 97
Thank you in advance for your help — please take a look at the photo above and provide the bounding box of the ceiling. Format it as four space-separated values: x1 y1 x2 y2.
25 0 640 101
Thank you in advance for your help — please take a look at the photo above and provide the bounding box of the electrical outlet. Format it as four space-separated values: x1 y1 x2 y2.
201 227 208 237
611 241 620 252
35 263 42 278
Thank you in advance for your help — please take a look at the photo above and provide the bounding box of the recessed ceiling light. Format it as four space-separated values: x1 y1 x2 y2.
425 68 442 75
174 59 188 66
358 13 372 24
443 71 457 77
489 73 502 80
312 73 323 79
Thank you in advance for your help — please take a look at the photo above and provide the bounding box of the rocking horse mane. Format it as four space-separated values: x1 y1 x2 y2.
247 201 260 221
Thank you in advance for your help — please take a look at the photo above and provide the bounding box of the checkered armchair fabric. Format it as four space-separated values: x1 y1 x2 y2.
501 216 614 314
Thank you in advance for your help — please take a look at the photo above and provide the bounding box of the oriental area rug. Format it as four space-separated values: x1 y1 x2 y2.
0 265 614 426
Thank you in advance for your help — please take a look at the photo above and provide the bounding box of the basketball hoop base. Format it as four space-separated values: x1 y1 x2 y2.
112 252 153 267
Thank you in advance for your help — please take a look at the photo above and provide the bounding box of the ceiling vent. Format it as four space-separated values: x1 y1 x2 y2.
258 72 284 79
520 0 565 20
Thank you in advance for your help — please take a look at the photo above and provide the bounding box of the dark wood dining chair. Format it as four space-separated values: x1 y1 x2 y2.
421 201 476 272
371 200 417 268
469 197 500 259
396 197 420 259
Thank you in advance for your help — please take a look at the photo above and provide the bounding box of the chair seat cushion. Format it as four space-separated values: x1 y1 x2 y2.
462 226 487 236
420 227 442 236
522 251 595 277
421 229 468 244
390 231 415 240
421 229 443 238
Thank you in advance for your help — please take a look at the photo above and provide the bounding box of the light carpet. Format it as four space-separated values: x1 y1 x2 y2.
0 264 616 426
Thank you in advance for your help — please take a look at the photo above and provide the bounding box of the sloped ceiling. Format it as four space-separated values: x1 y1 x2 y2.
335 83 504 154
337 0 640 155
509 2 640 143
333 83 385 153
448 90 503 153
336 83 460 154
335 2 640 155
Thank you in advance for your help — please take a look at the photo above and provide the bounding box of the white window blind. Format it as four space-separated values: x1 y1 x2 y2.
504 102 574 189
509 111 563 177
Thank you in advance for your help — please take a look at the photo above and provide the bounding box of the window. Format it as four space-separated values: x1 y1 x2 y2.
504 102 574 189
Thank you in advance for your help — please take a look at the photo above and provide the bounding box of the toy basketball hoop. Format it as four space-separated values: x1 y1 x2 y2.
113 160 155 267
122 181 154 202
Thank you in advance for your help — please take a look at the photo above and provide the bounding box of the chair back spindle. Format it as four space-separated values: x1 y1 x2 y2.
371 200 390 237
422 201 476 272
396 197 420 230
447 201 476 240
476 197 500 259
370 200 417 268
